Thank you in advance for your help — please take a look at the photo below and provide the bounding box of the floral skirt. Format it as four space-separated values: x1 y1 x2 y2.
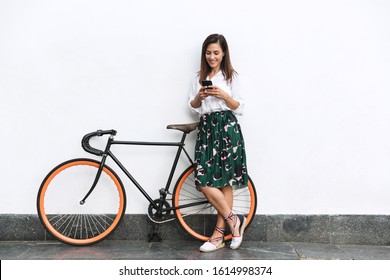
194 110 248 189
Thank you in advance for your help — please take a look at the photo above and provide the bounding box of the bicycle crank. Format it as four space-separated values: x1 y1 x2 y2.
147 199 175 223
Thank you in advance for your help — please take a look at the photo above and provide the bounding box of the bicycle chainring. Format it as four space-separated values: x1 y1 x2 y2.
147 199 172 223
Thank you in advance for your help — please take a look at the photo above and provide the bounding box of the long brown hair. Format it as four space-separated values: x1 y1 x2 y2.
199 34 237 84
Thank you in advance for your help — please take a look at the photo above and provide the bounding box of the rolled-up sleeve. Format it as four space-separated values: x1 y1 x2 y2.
188 76 201 115
231 75 245 116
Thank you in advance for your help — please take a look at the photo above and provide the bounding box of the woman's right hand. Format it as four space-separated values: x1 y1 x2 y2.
191 86 209 108
198 86 209 101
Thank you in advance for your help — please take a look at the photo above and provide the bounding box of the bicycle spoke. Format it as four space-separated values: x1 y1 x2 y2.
37 159 125 245
173 166 257 241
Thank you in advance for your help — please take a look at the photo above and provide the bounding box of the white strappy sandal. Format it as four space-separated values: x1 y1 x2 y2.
199 227 225 252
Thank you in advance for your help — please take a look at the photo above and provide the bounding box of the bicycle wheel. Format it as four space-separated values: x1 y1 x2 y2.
173 165 257 241
37 158 126 246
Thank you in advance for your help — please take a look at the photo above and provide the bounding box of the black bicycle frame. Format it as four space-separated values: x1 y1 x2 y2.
80 132 194 211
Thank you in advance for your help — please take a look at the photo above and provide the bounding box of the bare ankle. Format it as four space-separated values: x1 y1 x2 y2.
224 212 241 237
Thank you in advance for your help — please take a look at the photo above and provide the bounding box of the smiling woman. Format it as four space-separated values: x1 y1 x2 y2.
188 34 249 252
205 44 224 77
199 34 236 85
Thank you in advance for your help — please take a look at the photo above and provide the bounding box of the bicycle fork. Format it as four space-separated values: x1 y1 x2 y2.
79 135 114 205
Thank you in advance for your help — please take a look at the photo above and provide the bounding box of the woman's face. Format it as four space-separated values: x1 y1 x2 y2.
205 43 224 71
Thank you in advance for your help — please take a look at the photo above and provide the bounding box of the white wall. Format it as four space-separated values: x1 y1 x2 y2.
1 0 390 215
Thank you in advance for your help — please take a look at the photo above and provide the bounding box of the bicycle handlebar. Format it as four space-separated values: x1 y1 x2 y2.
81 129 117 156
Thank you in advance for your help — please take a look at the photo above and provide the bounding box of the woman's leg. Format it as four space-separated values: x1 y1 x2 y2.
199 187 228 252
200 186 241 237
221 186 233 211
215 187 233 230
207 187 233 240
200 187 231 218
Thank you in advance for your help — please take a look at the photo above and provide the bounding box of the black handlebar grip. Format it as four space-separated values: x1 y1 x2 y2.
81 129 117 156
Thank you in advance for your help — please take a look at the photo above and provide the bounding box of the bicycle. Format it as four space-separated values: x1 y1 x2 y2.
37 122 257 246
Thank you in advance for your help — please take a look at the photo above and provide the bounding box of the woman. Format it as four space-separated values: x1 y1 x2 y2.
189 34 248 252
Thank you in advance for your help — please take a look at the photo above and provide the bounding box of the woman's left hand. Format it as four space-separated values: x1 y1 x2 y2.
205 85 240 111
205 86 229 101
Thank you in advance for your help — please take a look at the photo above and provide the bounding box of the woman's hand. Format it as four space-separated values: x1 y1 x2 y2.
204 85 229 100
198 86 210 100
190 86 209 108
206 85 240 111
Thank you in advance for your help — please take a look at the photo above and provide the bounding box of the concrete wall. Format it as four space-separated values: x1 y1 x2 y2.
1 0 390 217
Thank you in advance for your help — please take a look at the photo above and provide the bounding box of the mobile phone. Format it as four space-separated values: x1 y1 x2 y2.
201 80 213 87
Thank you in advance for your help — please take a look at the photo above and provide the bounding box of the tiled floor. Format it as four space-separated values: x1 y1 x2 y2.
1 240 390 260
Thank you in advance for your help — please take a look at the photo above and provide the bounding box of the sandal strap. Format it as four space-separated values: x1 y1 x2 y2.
225 212 236 223
214 226 225 235
209 236 223 242
208 227 225 246
208 235 224 247
224 212 241 237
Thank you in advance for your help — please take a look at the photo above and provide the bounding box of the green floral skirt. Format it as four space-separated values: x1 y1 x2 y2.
194 110 248 189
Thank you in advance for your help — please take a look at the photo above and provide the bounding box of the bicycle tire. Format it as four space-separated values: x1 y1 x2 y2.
37 158 126 246
173 165 257 241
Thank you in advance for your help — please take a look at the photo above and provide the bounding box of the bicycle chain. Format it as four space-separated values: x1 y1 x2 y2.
146 212 175 224
146 211 191 224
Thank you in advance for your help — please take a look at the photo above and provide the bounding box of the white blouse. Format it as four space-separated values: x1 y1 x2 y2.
188 71 245 116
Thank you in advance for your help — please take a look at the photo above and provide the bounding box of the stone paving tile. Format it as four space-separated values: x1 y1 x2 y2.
1 241 389 260
292 242 390 260
291 242 351 260
338 244 390 260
